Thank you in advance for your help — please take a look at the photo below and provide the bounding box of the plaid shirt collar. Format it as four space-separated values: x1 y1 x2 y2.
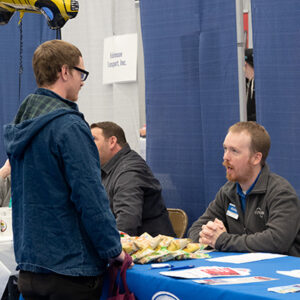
14 88 78 124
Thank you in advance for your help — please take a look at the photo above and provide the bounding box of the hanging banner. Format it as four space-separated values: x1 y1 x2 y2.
103 33 137 85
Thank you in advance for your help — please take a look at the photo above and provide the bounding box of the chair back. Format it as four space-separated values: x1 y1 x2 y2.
167 208 188 238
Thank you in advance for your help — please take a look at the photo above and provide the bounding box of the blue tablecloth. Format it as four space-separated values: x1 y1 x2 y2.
101 252 300 300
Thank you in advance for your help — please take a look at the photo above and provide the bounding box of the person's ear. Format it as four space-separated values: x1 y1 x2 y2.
109 136 118 150
60 64 69 81
252 152 262 166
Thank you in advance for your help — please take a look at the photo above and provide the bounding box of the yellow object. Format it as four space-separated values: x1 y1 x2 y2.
156 235 174 249
121 238 138 255
0 0 79 29
167 238 190 251
120 231 210 264
182 243 201 253
18 11 24 25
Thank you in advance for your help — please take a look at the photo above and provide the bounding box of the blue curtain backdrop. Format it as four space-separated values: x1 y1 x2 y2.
140 0 239 229
0 13 56 164
252 0 300 196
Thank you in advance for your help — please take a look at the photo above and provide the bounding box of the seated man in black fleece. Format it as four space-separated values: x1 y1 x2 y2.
188 121 300 256
91 121 175 237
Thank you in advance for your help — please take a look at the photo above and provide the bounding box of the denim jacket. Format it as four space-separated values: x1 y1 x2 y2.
4 90 122 276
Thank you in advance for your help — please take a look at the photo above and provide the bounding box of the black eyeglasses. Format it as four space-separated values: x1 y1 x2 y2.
72 66 89 81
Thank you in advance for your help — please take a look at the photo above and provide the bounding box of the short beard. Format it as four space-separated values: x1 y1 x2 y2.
222 159 253 184
223 160 236 182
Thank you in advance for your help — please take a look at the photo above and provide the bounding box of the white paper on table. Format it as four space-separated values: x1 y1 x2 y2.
268 284 300 294
0 260 11 298
276 270 300 278
194 276 277 285
160 266 250 279
207 253 286 264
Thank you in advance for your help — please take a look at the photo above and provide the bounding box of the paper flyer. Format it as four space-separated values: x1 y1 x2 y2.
276 270 300 278
207 252 286 264
268 284 300 294
194 276 277 285
160 266 250 279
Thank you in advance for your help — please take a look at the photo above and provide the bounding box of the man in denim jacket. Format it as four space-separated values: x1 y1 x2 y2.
4 40 125 300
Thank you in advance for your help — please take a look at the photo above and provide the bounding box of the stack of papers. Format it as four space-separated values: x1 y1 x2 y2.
195 276 277 285
160 266 250 279
268 284 300 294
207 252 286 264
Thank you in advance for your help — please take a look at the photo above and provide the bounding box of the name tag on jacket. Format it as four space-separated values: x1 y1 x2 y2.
226 203 239 220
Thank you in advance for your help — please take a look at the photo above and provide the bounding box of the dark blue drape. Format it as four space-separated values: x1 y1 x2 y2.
252 0 300 196
140 0 239 229
0 12 56 164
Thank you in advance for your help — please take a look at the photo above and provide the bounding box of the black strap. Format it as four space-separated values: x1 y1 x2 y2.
56 28 61 40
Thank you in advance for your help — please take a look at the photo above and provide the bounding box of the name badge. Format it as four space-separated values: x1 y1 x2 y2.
226 203 239 220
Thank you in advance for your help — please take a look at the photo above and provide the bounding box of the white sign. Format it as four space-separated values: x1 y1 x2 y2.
103 33 138 84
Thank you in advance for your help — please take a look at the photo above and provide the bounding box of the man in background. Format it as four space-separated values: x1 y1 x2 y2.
245 48 256 121
4 40 125 300
188 121 300 256
91 121 175 237
0 159 11 207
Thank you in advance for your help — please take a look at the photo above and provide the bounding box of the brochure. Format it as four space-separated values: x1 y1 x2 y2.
276 270 300 278
194 276 277 285
160 266 250 279
268 284 300 294
207 252 286 264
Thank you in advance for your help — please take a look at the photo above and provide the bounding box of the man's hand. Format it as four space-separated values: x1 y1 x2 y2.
214 218 225 231
199 218 227 248
110 250 134 267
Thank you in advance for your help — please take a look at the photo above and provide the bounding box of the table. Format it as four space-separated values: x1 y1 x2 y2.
101 252 300 300
4 245 300 300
